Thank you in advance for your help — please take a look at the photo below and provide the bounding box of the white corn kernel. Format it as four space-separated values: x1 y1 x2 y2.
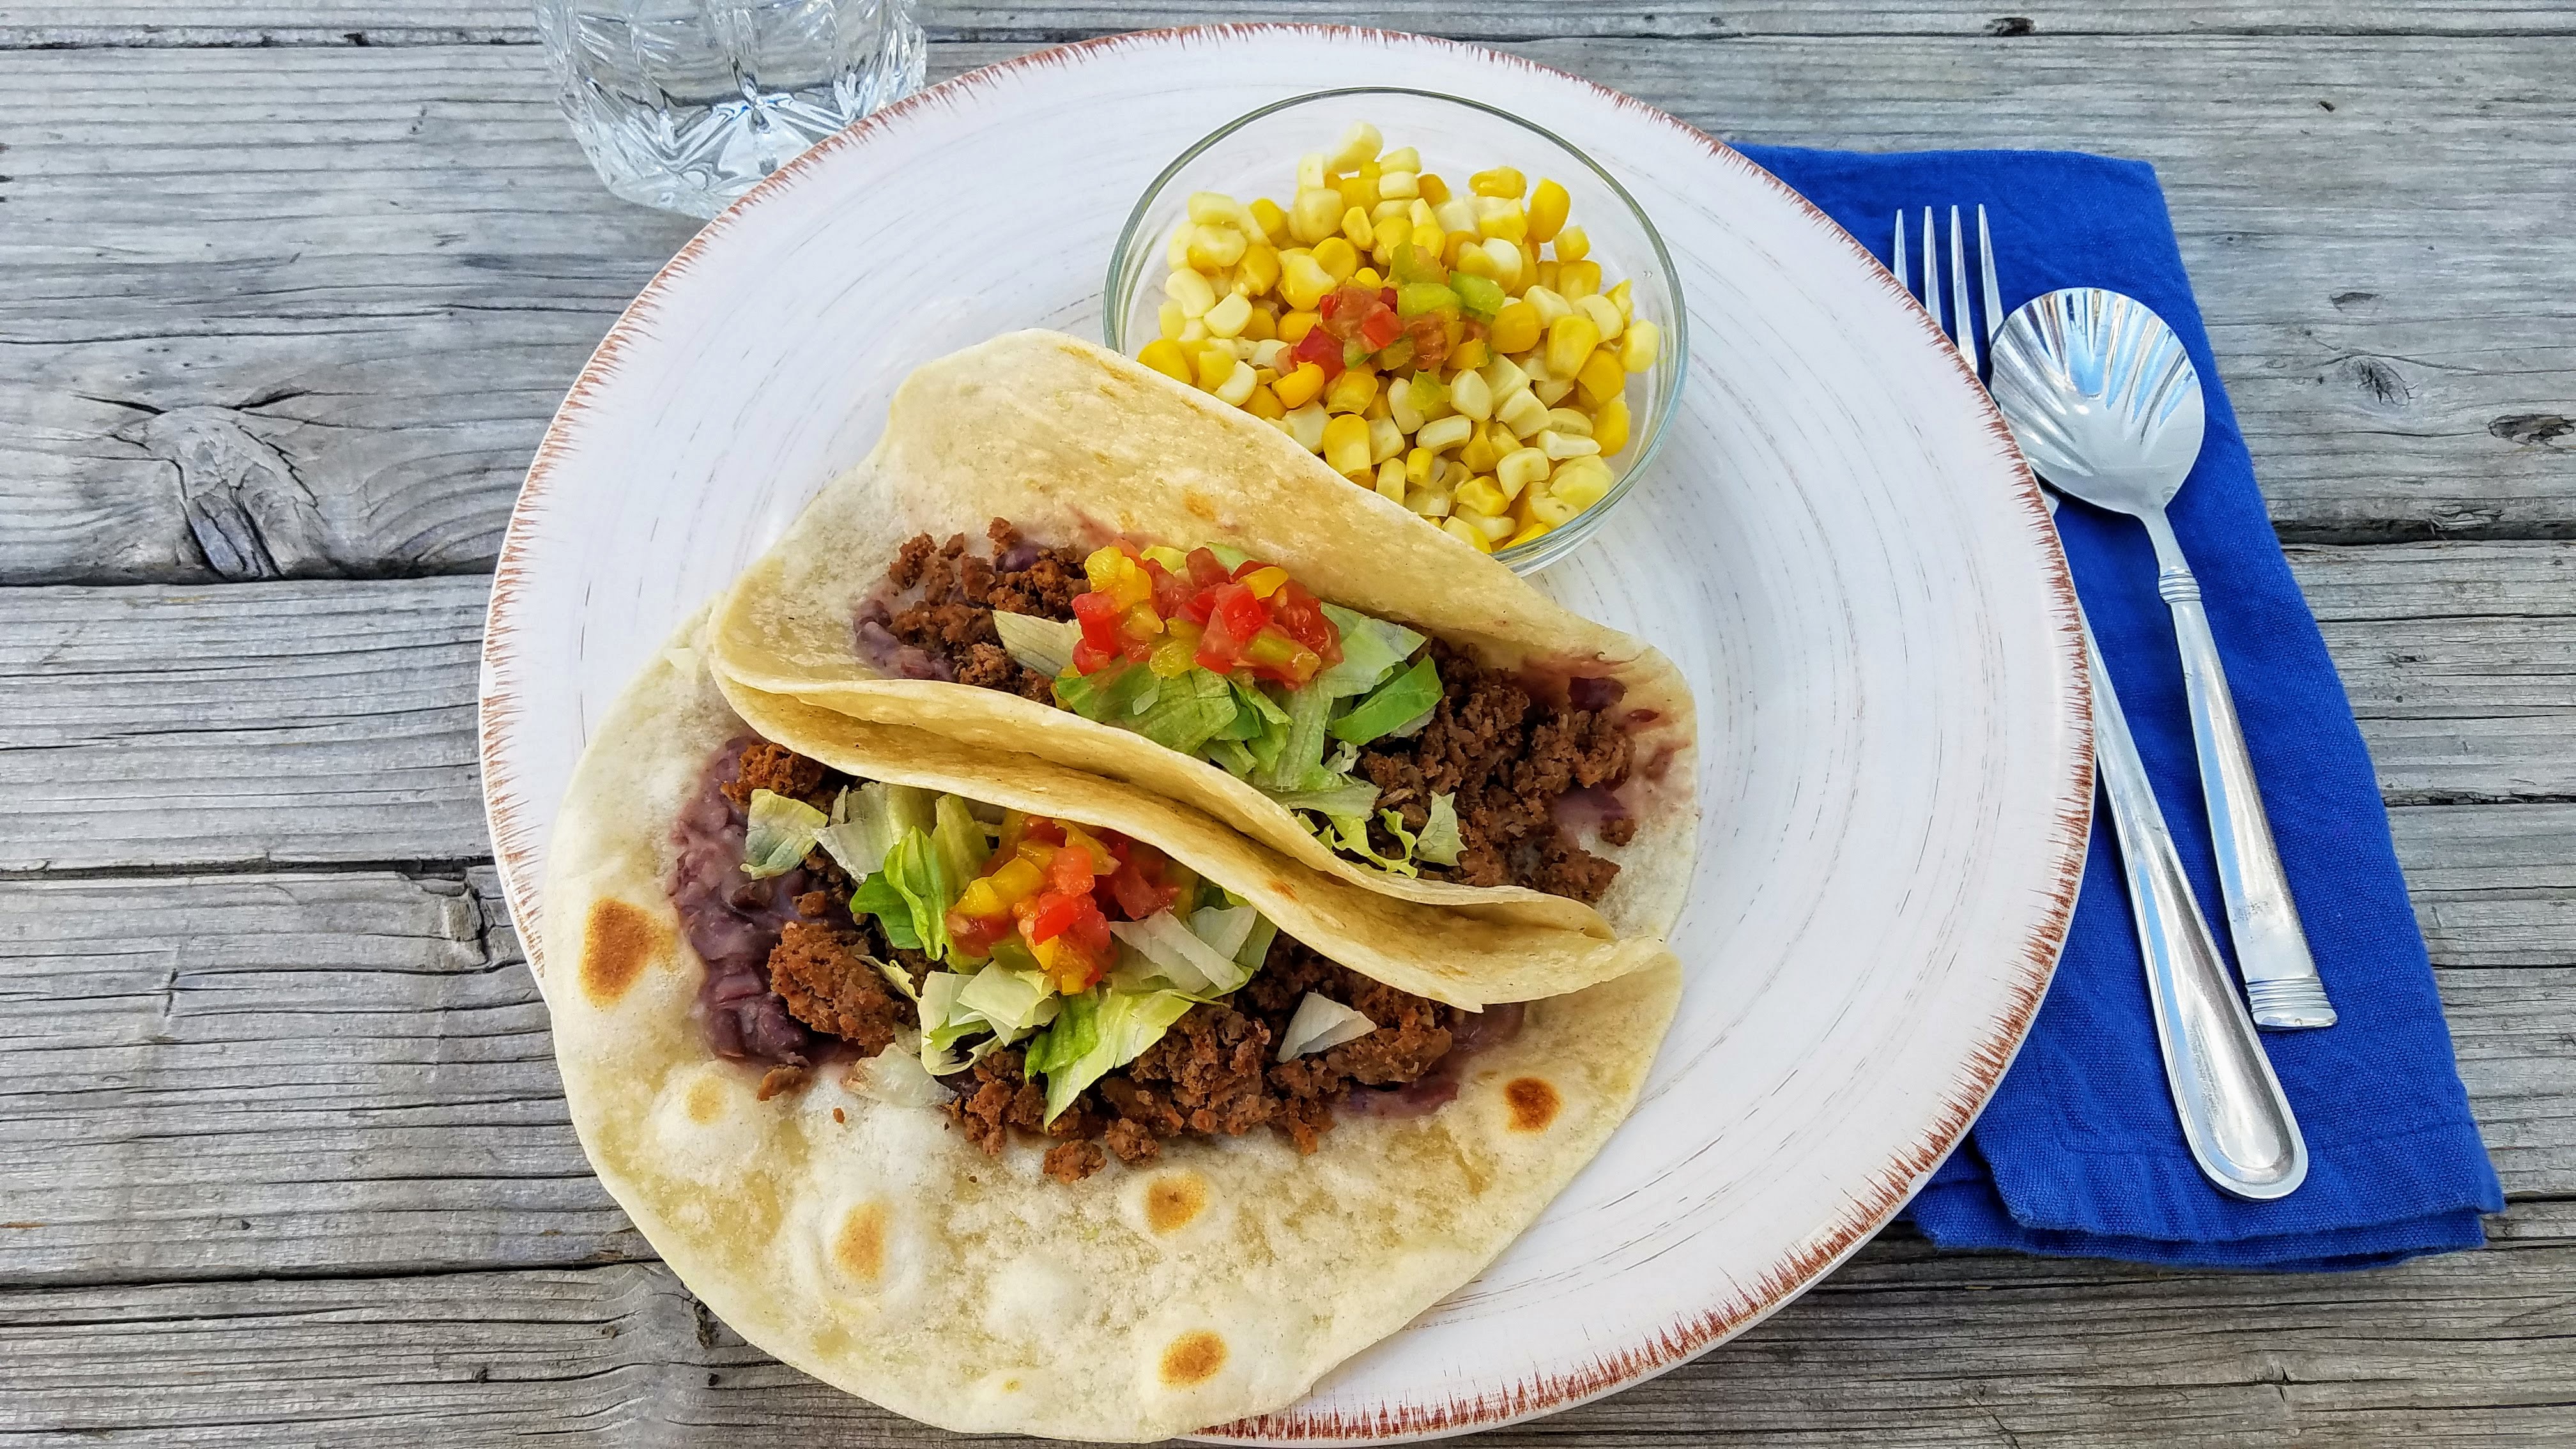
1157 300 1186 342
1376 456 1408 502
1189 224 1247 270
1188 191 1246 227
1368 415 1406 464
1551 456 1616 509
1497 447 1551 494
1291 187 1343 245
1166 268 1216 318
1449 367 1494 420
1230 337 1259 360
1533 377 1575 407
1469 511 1515 542
1178 319 1208 344
1409 198 1437 229
1528 489 1583 526
1406 483 1453 518
1518 349 1552 383
1377 170 1419 200
1327 121 1383 172
1284 403 1330 452
1620 319 1662 372
1415 415 1476 452
1574 293 1624 344
1479 236 1523 287
1297 152 1328 190
1544 407 1593 436
1213 360 1259 406
1497 389 1551 438
1454 476 1508 517
1480 354 1530 399
1537 429 1601 459
1389 380 1425 433
1372 197 1413 224
1379 146 1420 171
1432 198 1478 236
1252 339 1287 371
1441 515 1494 553
1203 291 1254 338
1522 286 1573 326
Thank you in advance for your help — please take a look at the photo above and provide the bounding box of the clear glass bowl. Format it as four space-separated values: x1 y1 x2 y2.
1105 87 1687 576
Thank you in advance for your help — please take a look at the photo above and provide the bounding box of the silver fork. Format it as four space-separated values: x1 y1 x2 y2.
1897 208 2308 1200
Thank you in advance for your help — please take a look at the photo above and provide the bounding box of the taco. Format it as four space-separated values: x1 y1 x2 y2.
542 613 1680 1440
709 329 1696 942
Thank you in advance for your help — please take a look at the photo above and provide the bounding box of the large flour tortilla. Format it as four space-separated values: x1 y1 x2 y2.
710 329 1698 941
544 615 1681 1441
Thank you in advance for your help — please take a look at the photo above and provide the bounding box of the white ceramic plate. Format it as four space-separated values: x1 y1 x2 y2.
480 25 2090 1443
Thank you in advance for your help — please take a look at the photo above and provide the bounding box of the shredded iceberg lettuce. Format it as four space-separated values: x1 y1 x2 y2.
1275 993 1379 1061
1328 656 1444 746
991 610 1079 678
1024 986 1198 1123
956 965 1062 1038
1316 813 1418 877
1264 781 1381 818
1108 910 1255 996
816 781 935 883
741 790 827 878
847 1045 951 1108
1314 603 1425 699
1416 792 1464 866
1128 668 1246 754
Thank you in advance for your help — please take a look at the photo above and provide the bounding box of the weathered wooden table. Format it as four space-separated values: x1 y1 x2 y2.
5 2 2570 1442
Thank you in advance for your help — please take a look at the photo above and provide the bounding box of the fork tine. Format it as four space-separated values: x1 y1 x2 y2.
1919 208 1942 334
1892 212 1909 294
1977 204 2004 353
1948 205 1979 376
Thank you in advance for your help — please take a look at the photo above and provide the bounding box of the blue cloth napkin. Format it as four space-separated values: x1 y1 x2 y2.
1729 145 2503 1270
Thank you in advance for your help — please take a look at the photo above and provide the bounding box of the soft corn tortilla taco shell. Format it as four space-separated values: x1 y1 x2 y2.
710 329 1698 941
544 617 1682 1443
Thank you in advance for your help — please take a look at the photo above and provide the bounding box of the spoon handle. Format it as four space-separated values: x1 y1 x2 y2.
2082 608 2310 1199
2140 513 2338 1029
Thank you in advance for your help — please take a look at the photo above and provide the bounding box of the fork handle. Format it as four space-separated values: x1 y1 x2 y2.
2141 513 2337 1029
2084 608 2308 1199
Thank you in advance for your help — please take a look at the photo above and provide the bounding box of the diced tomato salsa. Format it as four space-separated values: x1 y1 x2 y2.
1069 543 1342 688
942 813 1187 992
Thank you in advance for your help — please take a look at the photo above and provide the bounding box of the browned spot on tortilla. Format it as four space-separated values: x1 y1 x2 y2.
580 898 659 1004
1182 490 1218 521
835 1202 890 1283
1144 1172 1207 1233
686 1077 728 1124
1160 1330 1226 1386
1266 878 1298 900
1505 1077 1561 1133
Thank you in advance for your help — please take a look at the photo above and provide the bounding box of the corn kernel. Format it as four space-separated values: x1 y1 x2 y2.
1537 428 1600 460
1606 277 1634 319
1527 179 1570 243
1620 319 1662 372
1410 220 1445 257
1454 245 1498 283
1210 359 1256 406
1272 360 1327 410
1481 353 1531 399
1515 241 1542 295
1404 446 1438 487
1290 187 1342 245
1553 226 1590 264
1186 190 1243 228
1297 152 1328 190
1138 338 1192 384
1278 309 1321 344
1388 383 1423 434
1340 206 1376 251
1544 406 1594 436
1533 377 1574 406
1522 286 1574 328
1593 395 1630 455
1527 488 1583 527
1551 457 1614 510
1166 226 1193 271
1279 252 1335 310
1496 446 1551 494
1545 313 1601 378
1459 425 1501 475
1250 197 1288 239
1488 301 1541 356
1156 300 1186 342
1374 456 1408 502
1179 318 1207 343
1533 259 1561 294
1337 172 1374 212
1415 414 1475 452
1552 259 1598 301
1450 337 1489 372
1471 510 1515 542
1432 197 1478 237
1577 348 1626 408
1252 340 1287 372
1321 413 1372 474
1324 367 1379 415
1505 519 1554 549
1375 146 1418 172
1406 483 1453 518
1328 121 1381 172
1241 306 1278 342
1469 165 1526 199
1188 223 1245 272
1239 245 1282 297
1363 386 1392 421
1284 402 1329 451
1448 367 1494 421
1441 515 1494 553
1498 388 1551 438
1370 197 1412 226
1193 344 1235 390
1416 172 1451 205
1351 266 1382 290
1202 291 1253 339
1312 237 1358 284
1366 414 1405 464
1377 170 1420 201
1474 197 1529 243
1480 236 1524 288
1574 293 1624 346
1455 475 1508 517
1166 268 1216 319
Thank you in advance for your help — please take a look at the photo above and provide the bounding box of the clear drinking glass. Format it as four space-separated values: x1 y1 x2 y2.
536 0 925 218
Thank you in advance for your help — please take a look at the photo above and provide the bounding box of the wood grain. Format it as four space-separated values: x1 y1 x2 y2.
6 1205 2573 1446
3 33 2568 582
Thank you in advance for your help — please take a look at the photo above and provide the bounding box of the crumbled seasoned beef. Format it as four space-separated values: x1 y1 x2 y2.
756 1065 811 1101
1103 1117 1160 1165
1357 641 1630 903
721 742 828 809
1043 1140 1107 1183
862 522 1086 703
1127 1006 1281 1137
768 919 912 1054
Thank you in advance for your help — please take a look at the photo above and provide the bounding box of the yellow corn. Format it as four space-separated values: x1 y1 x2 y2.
1367 414 1406 464
1278 309 1321 344
1575 293 1624 344
1337 173 1374 212
1551 456 1614 509
1363 387 1391 421
1249 197 1288 238
1505 519 1554 549
1165 268 1216 319
1620 319 1662 372
1244 383 1287 421
1193 344 1235 390
1606 277 1634 319
1592 395 1630 455
1188 224 1246 271
1553 226 1590 264
1341 206 1376 250
1577 347 1627 408
1459 424 1501 475
1324 367 1379 416
1407 220 1445 257
1240 305 1277 342
1450 337 1489 372
1415 414 1475 452
1377 170 1419 200
1405 446 1439 487
1351 266 1382 290
1405 482 1452 517
1284 402 1329 452
1239 244 1282 297
1379 146 1420 171
1297 152 1328 190
1313 236 1358 284
1441 515 1494 553
1166 226 1193 271
1489 300 1541 355
1289 187 1342 245
1474 197 1528 243
1321 413 1372 475
1138 338 1192 384
1516 240 1542 295
1273 360 1327 410
1558 259 1603 300
1498 387 1551 438
1544 406 1594 436
1533 259 1560 295
1374 457 1408 502
1215 359 1259 406
1526 179 1570 243
1448 367 1494 421
1455 475 1508 517
1203 291 1253 339
1480 236 1523 288
1497 446 1551 495
1416 172 1450 205
1454 244 1499 282
1156 300 1186 342
1279 251 1336 310
1527 488 1583 527
1469 165 1526 199
1523 286 1573 326
1545 313 1601 378
1328 121 1381 172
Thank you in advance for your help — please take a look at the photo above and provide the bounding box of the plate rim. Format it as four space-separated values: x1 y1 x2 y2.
478 23 2094 1443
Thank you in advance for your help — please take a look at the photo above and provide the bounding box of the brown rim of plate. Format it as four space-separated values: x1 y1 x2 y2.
476 24 2094 1442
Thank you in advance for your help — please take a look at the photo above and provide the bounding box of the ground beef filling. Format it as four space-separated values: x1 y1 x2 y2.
864 523 1635 906
666 742 1501 1184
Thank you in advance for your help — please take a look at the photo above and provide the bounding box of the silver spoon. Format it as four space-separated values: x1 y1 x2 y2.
1989 289 2338 1031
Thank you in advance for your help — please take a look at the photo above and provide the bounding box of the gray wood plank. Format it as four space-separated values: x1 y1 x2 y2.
6 1204 2571 1446
3 34 2568 582
6 0 2570 47
0 847 2562 1287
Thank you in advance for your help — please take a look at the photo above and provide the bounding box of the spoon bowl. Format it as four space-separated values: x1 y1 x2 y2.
1989 288 2206 510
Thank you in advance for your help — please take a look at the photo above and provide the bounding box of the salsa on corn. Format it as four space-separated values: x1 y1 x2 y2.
1133 121 1663 555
